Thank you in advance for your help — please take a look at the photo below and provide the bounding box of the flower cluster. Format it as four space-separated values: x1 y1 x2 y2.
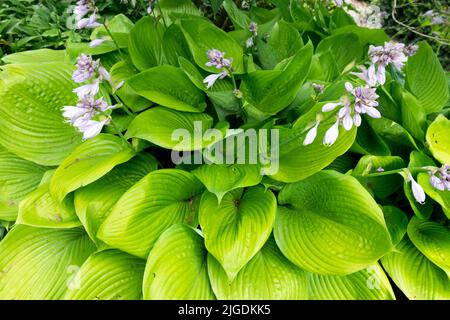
429 164 450 191
73 0 101 29
246 22 258 48
63 54 121 140
203 49 232 89
303 82 380 146
423 10 447 25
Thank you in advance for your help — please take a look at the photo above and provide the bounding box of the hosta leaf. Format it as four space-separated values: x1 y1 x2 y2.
1 49 65 64
128 65 206 112
405 41 448 114
382 206 408 246
241 42 313 114
128 16 166 71
50 134 135 203
179 18 245 74
98 169 204 258
64 249 145 300
400 90 427 141
331 26 389 46
74 153 157 244
308 263 395 300
17 170 80 228
109 60 151 113
208 236 308 299
407 217 450 277
0 62 82 165
223 0 251 29
418 172 450 219
274 170 393 275
352 155 405 198
403 180 433 220
192 164 262 202
0 147 47 221
271 103 357 183
143 224 215 299
426 114 450 165
381 237 450 300
199 186 276 280
316 33 363 72
125 107 213 151
163 24 193 67
0 225 95 299
158 0 201 23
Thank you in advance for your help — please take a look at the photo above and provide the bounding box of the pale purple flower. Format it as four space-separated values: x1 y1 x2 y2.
351 65 378 87
423 10 446 25
303 120 320 146
377 167 385 172
368 41 407 85
323 117 340 146
98 66 111 83
408 173 426 204
206 49 232 69
89 38 108 47
73 0 93 20
248 22 258 37
349 83 381 118
429 164 450 191
77 12 101 29
334 0 343 6
203 71 228 89
75 118 110 140
245 37 254 48
72 54 99 83
73 80 100 98
404 44 419 57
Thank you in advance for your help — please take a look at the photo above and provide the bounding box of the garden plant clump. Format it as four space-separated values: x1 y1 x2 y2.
0 0 449 300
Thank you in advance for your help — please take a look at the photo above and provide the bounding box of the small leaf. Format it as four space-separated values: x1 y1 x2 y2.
199 186 276 280
98 169 204 258
274 170 393 275
50 134 135 203
125 107 213 151
64 249 145 300
128 65 206 112
143 224 215 299
208 236 308 299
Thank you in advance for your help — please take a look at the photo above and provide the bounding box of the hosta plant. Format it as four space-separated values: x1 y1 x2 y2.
0 0 449 300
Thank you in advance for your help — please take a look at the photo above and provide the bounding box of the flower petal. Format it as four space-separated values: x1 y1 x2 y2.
321 102 341 112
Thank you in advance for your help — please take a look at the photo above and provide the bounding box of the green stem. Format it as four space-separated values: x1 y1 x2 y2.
155 0 168 28
103 22 125 60
112 92 136 118
100 112 131 147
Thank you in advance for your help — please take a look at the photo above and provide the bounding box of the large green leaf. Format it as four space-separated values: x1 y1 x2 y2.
381 237 450 300
128 16 166 71
1 49 65 64
199 186 276 280
0 62 82 165
74 153 157 244
426 114 450 165
50 134 135 203
316 33 363 72
271 103 357 183
400 90 427 141
192 164 262 201
382 206 408 246
331 25 389 46
128 65 206 112
98 169 204 258
223 0 251 29
208 236 308 299
407 217 450 277
125 107 213 151
64 249 145 300
241 42 313 114
158 0 201 23
179 18 244 74
0 147 47 221
308 263 395 300
0 225 95 299
405 41 448 114
274 170 393 275
143 224 215 299
17 170 80 228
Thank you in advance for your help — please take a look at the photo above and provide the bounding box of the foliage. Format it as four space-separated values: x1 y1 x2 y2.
0 0 449 301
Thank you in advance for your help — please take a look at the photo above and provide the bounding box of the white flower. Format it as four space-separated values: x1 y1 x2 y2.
62 106 87 120
203 71 228 89
351 65 378 87
89 38 108 47
429 164 450 191
368 41 407 85
77 12 101 29
98 66 112 83
113 80 125 92
408 173 426 204
73 80 100 98
334 0 343 7
72 54 99 83
303 120 320 145
246 37 254 48
248 22 258 37
206 49 232 69
75 118 110 140
323 118 340 146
